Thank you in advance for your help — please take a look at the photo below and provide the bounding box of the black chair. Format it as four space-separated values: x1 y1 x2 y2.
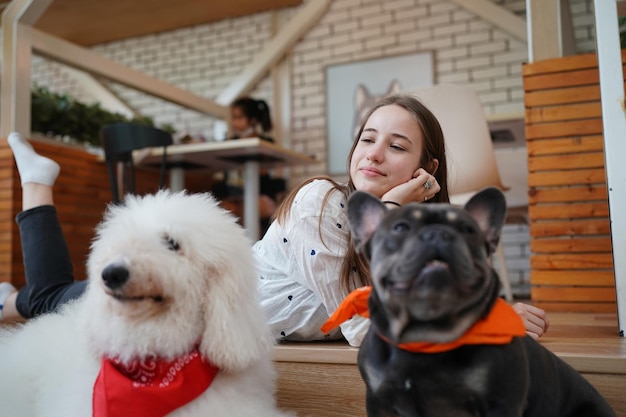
100 123 173 204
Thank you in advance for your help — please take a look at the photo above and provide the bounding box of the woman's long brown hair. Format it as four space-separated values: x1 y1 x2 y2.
275 94 449 294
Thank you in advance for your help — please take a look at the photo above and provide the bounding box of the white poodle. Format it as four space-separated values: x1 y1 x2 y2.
0 191 293 417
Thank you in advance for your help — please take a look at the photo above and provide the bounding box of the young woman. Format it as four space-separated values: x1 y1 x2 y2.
0 94 548 347
253 94 548 346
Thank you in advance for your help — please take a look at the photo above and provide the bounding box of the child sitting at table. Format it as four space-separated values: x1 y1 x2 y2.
213 97 286 235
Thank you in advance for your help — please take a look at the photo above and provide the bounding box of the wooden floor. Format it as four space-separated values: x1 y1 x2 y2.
538 313 625 371
273 313 626 417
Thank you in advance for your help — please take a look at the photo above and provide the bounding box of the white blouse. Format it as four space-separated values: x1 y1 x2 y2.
253 179 369 347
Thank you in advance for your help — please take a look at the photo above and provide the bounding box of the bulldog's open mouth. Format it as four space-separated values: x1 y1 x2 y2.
384 259 450 295
421 259 449 274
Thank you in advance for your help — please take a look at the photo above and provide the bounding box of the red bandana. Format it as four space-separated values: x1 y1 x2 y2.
93 349 219 417
321 286 526 353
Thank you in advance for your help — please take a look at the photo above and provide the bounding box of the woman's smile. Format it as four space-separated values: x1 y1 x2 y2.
359 166 385 177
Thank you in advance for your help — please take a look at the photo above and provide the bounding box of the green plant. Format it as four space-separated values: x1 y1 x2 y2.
31 86 175 147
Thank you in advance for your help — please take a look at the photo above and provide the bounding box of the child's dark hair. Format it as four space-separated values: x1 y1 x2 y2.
232 97 273 133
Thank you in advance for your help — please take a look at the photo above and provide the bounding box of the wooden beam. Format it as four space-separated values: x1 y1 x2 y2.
216 0 330 106
527 0 560 62
0 0 52 137
593 0 626 336
271 9 292 148
449 0 527 42
559 0 577 56
30 28 228 119
526 0 580 62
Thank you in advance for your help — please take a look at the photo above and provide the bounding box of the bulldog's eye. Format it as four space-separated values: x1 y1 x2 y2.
460 223 476 235
392 221 410 234
163 235 180 251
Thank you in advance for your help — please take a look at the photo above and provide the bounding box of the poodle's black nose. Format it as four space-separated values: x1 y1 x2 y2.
102 264 129 290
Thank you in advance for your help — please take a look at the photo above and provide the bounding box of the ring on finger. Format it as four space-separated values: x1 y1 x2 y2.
423 180 432 190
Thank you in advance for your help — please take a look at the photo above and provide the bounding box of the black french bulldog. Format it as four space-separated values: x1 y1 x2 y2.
347 187 616 417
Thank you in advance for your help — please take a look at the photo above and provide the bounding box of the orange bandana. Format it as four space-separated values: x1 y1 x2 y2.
321 286 526 353
93 349 219 417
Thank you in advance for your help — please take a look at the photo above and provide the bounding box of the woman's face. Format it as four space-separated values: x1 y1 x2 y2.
231 106 253 137
349 104 424 197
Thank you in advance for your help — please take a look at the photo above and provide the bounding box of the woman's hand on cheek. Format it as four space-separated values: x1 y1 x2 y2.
382 168 441 205
512 302 549 340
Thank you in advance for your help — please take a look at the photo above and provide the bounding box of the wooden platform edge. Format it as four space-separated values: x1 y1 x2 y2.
273 318 626 417
273 340 626 375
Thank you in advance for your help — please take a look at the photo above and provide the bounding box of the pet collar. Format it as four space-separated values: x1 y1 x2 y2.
321 286 526 353
93 349 219 417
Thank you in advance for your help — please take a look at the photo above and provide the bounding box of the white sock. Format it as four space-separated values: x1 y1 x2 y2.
8 132 60 186
0 282 16 320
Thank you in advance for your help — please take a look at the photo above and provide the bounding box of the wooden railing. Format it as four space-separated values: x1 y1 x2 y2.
523 51 626 313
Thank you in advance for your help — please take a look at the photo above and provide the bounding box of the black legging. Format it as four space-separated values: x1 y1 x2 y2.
15 205 87 318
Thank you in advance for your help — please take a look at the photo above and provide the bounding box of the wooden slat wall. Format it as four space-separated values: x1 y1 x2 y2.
0 143 16 287
523 51 626 313
0 138 214 288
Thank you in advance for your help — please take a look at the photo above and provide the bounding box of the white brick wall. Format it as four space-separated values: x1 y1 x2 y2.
27 0 599 293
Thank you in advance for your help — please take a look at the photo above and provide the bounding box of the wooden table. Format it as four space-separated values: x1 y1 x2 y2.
142 138 315 240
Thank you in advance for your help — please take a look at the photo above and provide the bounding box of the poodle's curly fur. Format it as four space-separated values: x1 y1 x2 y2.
0 191 292 417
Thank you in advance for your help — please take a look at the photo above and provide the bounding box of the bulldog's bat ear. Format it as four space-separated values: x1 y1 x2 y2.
464 187 507 255
347 191 387 253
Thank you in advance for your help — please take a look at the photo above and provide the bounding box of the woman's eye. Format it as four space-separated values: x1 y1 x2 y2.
390 144 406 151
164 236 180 251
360 137 374 143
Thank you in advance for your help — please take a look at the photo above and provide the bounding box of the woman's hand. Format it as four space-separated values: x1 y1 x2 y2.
513 302 550 340
381 168 440 205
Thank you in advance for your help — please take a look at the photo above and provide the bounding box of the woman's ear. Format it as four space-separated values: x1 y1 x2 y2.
414 159 439 177
426 158 439 175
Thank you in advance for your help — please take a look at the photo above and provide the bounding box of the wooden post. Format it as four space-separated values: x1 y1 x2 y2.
526 0 576 62
0 0 53 137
